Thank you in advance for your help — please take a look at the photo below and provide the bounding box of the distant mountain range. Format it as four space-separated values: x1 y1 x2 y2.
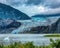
0 3 31 20
32 14 60 25
32 14 60 17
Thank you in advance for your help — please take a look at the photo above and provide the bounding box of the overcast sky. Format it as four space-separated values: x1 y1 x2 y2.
0 0 60 17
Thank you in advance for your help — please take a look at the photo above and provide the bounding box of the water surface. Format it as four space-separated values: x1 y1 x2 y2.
0 34 60 46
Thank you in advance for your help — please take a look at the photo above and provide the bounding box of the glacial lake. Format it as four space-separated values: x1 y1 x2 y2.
0 34 60 46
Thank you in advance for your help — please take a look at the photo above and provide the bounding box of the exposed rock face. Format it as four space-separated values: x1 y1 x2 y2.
20 18 60 34
20 26 49 34
50 18 60 33
0 19 21 34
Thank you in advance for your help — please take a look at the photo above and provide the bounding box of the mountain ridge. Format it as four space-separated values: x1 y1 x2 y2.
32 14 60 17
0 3 31 20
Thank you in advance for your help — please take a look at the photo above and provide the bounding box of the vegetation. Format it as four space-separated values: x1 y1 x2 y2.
44 34 60 37
50 39 60 48
0 39 60 48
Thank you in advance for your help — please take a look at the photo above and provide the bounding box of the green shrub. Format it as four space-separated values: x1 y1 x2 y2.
50 39 60 48
0 39 60 48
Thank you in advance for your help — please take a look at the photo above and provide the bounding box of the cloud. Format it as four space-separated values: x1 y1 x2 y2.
26 0 60 8
41 8 60 15
44 0 60 8
1 0 60 9
12 4 60 17
0 0 7 4
0 0 60 9
6 0 28 6
0 0 27 6
13 5 48 16
0 0 60 17
26 0 44 5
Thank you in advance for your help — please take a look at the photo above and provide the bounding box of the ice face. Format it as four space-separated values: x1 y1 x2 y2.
11 17 60 34
11 19 49 34
33 17 46 21
32 17 48 23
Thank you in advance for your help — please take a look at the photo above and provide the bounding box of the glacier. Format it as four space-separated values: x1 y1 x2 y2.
11 17 59 34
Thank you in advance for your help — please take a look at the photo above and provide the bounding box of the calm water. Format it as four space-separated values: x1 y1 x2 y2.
0 34 60 46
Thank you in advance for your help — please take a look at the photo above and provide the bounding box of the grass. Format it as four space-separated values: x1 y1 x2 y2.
44 34 60 37
0 42 52 48
0 39 60 48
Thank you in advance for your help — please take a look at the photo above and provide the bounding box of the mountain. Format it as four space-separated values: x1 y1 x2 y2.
49 18 60 33
20 26 49 34
32 14 60 17
0 3 31 34
0 3 31 20
20 18 60 34
0 19 21 34
32 14 60 25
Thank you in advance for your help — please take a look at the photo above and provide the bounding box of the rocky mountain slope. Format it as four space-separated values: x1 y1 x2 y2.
0 3 31 33
0 19 21 33
0 3 31 20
